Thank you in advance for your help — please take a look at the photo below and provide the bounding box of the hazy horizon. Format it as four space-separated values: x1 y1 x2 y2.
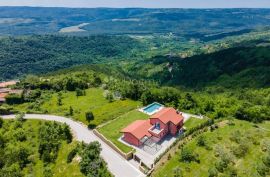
0 0 270 8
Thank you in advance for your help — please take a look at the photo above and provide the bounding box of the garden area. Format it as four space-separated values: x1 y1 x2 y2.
153 119 270 177
184 117 208 130
98 110 149 153
9 88 141 126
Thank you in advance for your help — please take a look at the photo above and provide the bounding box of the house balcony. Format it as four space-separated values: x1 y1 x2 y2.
148 125 164 138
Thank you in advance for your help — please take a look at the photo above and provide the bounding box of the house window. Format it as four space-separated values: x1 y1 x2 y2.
155 122 160 130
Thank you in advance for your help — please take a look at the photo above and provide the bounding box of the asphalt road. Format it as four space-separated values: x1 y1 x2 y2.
2 114 145 177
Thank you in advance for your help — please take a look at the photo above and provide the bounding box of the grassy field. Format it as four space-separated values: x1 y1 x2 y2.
153 119 270 177
1 119 83 177
98 110 149 153
12 88 141 126
184 117 207 129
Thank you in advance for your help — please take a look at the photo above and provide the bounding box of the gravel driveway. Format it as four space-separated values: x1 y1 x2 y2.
1 114 145 177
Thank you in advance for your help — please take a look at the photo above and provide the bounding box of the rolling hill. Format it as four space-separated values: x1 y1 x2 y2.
0 7 269 40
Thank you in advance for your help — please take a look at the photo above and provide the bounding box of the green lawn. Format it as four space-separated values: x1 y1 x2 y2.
12 88 141 126
98 110 149 153
153 119 270 177
1 119 83 177
184 117 207 129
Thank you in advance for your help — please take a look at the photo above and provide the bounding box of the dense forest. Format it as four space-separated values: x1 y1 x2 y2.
128 45 270 88
0 35 144 80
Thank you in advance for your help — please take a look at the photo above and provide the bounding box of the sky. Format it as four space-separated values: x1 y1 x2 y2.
0 0 270 8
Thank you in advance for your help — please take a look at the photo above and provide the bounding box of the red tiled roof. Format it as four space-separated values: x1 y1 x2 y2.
0 81 17 88
150 107 184 125
121 120 152 140
0 93 8 98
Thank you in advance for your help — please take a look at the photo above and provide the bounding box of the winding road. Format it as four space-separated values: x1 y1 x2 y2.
2 114 145 177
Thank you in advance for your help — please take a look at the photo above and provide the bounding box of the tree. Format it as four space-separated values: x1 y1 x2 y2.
0 163 22 177
15 113 25 122
93 75 102 87
140 90 153 105
0 106 12 115
67 148 78 163
69 106 74 116
79 142 111 177
85 111 94 123
172 167 183 177
76 88 84 97
0 117 3 128
180 147 199 163
106 92 114 102
0 134 5 148
57 93 62 106
5 94 23 105
204 101 215 112
38 122 72 163
208 167 218 177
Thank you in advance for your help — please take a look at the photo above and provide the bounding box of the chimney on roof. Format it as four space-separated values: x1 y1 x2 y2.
176 109 182 115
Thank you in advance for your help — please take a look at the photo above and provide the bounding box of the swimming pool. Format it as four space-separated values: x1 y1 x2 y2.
142 102 163 115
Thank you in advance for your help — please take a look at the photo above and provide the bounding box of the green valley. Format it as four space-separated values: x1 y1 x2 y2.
0 6 269 177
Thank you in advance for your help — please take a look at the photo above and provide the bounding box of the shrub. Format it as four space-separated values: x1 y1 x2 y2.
197 135 207 147
180 147 199 163
215 159 227 173
256 162 269 176
263 153 270 167
172 167 183 177
226 165 238 177
0 106 12 115
76 88 85 97
14 129 27 142
67 148 78 163
167 153 171 160
232 141 249 158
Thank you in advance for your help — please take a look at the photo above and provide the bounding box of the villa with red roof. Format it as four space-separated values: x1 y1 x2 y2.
121 107 184 147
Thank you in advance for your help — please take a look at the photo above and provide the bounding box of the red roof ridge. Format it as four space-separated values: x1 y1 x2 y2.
121 119 152 140
150 107 183 125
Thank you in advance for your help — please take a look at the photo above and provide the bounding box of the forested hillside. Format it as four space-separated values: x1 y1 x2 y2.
0 35 143 80
127 45 270 88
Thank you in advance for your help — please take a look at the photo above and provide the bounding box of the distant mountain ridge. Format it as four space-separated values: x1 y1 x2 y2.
0 7 269 40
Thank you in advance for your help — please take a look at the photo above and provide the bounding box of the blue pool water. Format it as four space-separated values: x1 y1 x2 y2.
143 102 163 114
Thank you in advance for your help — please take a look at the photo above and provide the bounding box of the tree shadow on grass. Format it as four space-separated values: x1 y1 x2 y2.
88 124 97 129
